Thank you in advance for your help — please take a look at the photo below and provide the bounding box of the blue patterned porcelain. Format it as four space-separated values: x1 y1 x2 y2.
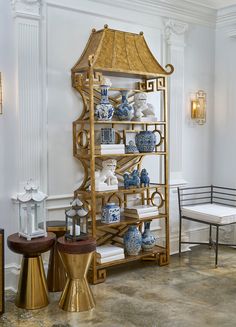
101 128 115 144
95 84 114 121
142 221 156 251
123 170 140 189
140 168 150 187
101 203 120 224
115 90 133 121
123 225 142 255
135 131 156 153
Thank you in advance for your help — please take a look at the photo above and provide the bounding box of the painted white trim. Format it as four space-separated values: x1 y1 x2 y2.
87 0 216 27
217 5 236 26
185 0 236 10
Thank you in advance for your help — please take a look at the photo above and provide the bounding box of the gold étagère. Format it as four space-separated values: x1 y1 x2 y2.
72 25 174 78
71 25 174 284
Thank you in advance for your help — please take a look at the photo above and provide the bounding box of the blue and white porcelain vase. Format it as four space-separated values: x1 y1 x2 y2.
135 131 156 153
95 81 114 121
115 90 133 121
101 203 120 224
142 221 156 251
123 225 142 255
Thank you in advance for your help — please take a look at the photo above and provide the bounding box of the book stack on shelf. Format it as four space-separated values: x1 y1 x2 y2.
96 244 125 264
124 205 159 219
95 144 125 155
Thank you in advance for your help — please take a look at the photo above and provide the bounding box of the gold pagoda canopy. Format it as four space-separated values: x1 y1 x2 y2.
72 25 174 78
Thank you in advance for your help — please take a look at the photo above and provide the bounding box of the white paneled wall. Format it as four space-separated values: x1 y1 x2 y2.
1 0 217 290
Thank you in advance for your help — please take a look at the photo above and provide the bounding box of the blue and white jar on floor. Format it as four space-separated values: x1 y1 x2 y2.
135 131 156 153
95 79 114 121
115 90 133 121
101 203 120 224
142 221 156 251
124 225 142 256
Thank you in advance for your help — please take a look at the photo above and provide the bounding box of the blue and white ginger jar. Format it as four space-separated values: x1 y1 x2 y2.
135 131 156 153
142 221 156 251
115 90 133 121
123 225 142 255
95 81 114 121
101 203 120 224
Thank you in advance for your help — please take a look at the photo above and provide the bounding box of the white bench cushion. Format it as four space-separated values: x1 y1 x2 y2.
182 203 236 225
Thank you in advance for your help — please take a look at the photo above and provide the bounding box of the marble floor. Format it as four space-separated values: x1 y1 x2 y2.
1 246 236 327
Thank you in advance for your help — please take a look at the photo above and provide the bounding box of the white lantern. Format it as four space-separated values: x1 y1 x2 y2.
17 182 47 241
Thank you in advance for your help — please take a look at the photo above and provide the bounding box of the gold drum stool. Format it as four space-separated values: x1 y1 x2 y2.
7 233 56 310
45 221 67 292
57 236 96 312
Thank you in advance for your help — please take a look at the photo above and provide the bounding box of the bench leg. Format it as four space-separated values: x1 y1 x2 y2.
209 225 212 248
179 216 182 256
215 226 219 268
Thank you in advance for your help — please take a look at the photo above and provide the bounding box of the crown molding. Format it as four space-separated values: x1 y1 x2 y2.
88 0 216 27
185 0 236 10
228 28 236 37
217 5 236 26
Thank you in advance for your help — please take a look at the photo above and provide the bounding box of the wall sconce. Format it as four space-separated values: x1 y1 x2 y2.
191 90 206 125
0 73 2 114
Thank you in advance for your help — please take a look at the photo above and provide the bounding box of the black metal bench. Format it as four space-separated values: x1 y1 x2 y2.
178 185 236 267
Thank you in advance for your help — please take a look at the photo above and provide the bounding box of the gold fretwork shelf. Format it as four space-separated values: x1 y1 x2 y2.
71 25 174 284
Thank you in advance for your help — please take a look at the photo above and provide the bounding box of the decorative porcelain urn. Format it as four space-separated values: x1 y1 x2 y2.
135 131 156 153
123 225 142 255
95 78 114 121
115 90 133 121
141 221 156 251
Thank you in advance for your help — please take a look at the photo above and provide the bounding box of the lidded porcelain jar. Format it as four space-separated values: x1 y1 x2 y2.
135 131 156 153
123 225 142 256
101 203 120 224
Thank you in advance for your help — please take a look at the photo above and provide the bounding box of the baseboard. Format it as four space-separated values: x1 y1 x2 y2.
5 264 20 293
5 262 49 293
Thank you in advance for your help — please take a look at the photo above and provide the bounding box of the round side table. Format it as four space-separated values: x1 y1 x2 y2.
45 221 67 292
57 236 96 312
7 232 55 310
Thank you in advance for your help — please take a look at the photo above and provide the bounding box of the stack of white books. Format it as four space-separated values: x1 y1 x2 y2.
95 144 125 155
96 244 125 264
124 205 159 219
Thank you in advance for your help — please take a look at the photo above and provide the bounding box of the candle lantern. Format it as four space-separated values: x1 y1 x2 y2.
65 198 89 241
17 182 47 241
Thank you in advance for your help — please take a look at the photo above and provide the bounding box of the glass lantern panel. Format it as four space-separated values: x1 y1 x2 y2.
67 217 81 237
33 201 45 235
19 201 45 238
80 216 88 235
19 203 29 236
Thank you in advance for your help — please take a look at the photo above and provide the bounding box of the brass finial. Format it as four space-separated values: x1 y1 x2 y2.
139 31 144 35
92 28 96 33
104 24 108 29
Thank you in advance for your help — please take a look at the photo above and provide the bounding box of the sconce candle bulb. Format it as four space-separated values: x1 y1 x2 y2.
191 90 206 125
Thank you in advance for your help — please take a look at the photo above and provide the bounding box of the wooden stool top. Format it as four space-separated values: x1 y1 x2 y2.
7 232 56 257
57 236 96 254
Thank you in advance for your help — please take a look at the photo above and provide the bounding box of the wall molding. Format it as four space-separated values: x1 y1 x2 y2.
11 0 41 18
217 5 236 27
88 0 216 27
